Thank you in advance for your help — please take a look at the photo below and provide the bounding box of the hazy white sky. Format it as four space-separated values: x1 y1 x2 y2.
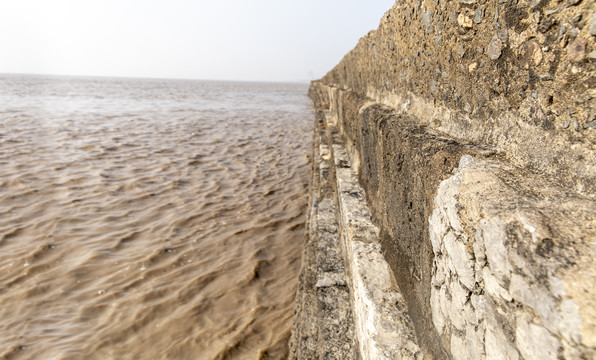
0 0 395 82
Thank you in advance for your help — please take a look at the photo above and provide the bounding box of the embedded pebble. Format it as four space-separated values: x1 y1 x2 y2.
474 8 484 24
422 11 433 32
458 14 473 29
567 37 586 62
487 35 504 60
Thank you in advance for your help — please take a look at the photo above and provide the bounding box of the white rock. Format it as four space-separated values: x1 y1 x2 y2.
464 303 478 326
465 323 485 360
479 218 511 283
516 314 560 360
470 294 487 320
451 334 471 360
482 267 512 301
429 207 446 255
473 238 486 265
432 259 446 287
451 279 470 308
557 299 582 344
431 287 445 334
485 325 519 360
439 286 452 329
444 230 475 289
509 273 557 331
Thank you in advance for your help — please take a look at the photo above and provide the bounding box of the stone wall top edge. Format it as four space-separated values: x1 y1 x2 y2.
313 0 595 195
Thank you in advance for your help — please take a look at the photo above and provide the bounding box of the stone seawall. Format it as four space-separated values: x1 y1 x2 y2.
290 0 595 359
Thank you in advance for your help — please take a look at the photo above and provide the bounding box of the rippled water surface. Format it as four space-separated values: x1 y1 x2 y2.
0 75 311 359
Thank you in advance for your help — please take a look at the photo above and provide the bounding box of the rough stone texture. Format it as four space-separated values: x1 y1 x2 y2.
332 138 423 359
289 111 357 360
320 0 595 197
300 0 596 358
430 155 596 359
290 108 424 359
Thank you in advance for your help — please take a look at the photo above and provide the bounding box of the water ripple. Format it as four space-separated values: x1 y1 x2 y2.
0 75 311 359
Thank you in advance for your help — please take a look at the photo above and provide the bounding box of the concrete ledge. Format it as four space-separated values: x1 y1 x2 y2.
289 113 356 360
330 125 422 360
290 109 424 359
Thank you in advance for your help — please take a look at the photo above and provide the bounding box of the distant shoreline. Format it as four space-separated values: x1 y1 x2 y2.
0 72 310 85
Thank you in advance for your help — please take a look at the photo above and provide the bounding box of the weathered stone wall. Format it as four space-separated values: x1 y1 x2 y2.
301 0 596 358
322 0 595 197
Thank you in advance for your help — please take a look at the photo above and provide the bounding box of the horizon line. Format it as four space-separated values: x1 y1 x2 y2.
0 71 314 85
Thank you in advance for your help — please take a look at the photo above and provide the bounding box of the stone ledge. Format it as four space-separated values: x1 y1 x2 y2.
289 108 425 359
329 123 423 360
288 112 356 360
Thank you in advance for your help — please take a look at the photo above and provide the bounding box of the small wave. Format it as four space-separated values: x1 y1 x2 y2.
0 76 311 359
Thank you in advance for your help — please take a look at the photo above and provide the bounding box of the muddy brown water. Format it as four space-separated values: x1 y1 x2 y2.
0 75 312 359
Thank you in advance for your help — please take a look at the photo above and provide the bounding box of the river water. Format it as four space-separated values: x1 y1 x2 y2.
0 75 311 359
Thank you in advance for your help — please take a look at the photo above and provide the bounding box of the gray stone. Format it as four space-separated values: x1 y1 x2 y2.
452 279 470 308
562 121 570 129
487 34 504 60
316 272 347 288
591 12 596 36
473 240 486 265
567 36 586 62
449 296 467 331
331 136 422 359
474 8 484 24
439 286 452 325
470 294 487 319
432 259 446 287
429 208 445 255
422 11 433 32
497 28 509 42
558 24 568 40
571 13 583 25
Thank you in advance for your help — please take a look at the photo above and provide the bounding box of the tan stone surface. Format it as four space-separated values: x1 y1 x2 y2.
296 0 595 358
320 0 596 197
